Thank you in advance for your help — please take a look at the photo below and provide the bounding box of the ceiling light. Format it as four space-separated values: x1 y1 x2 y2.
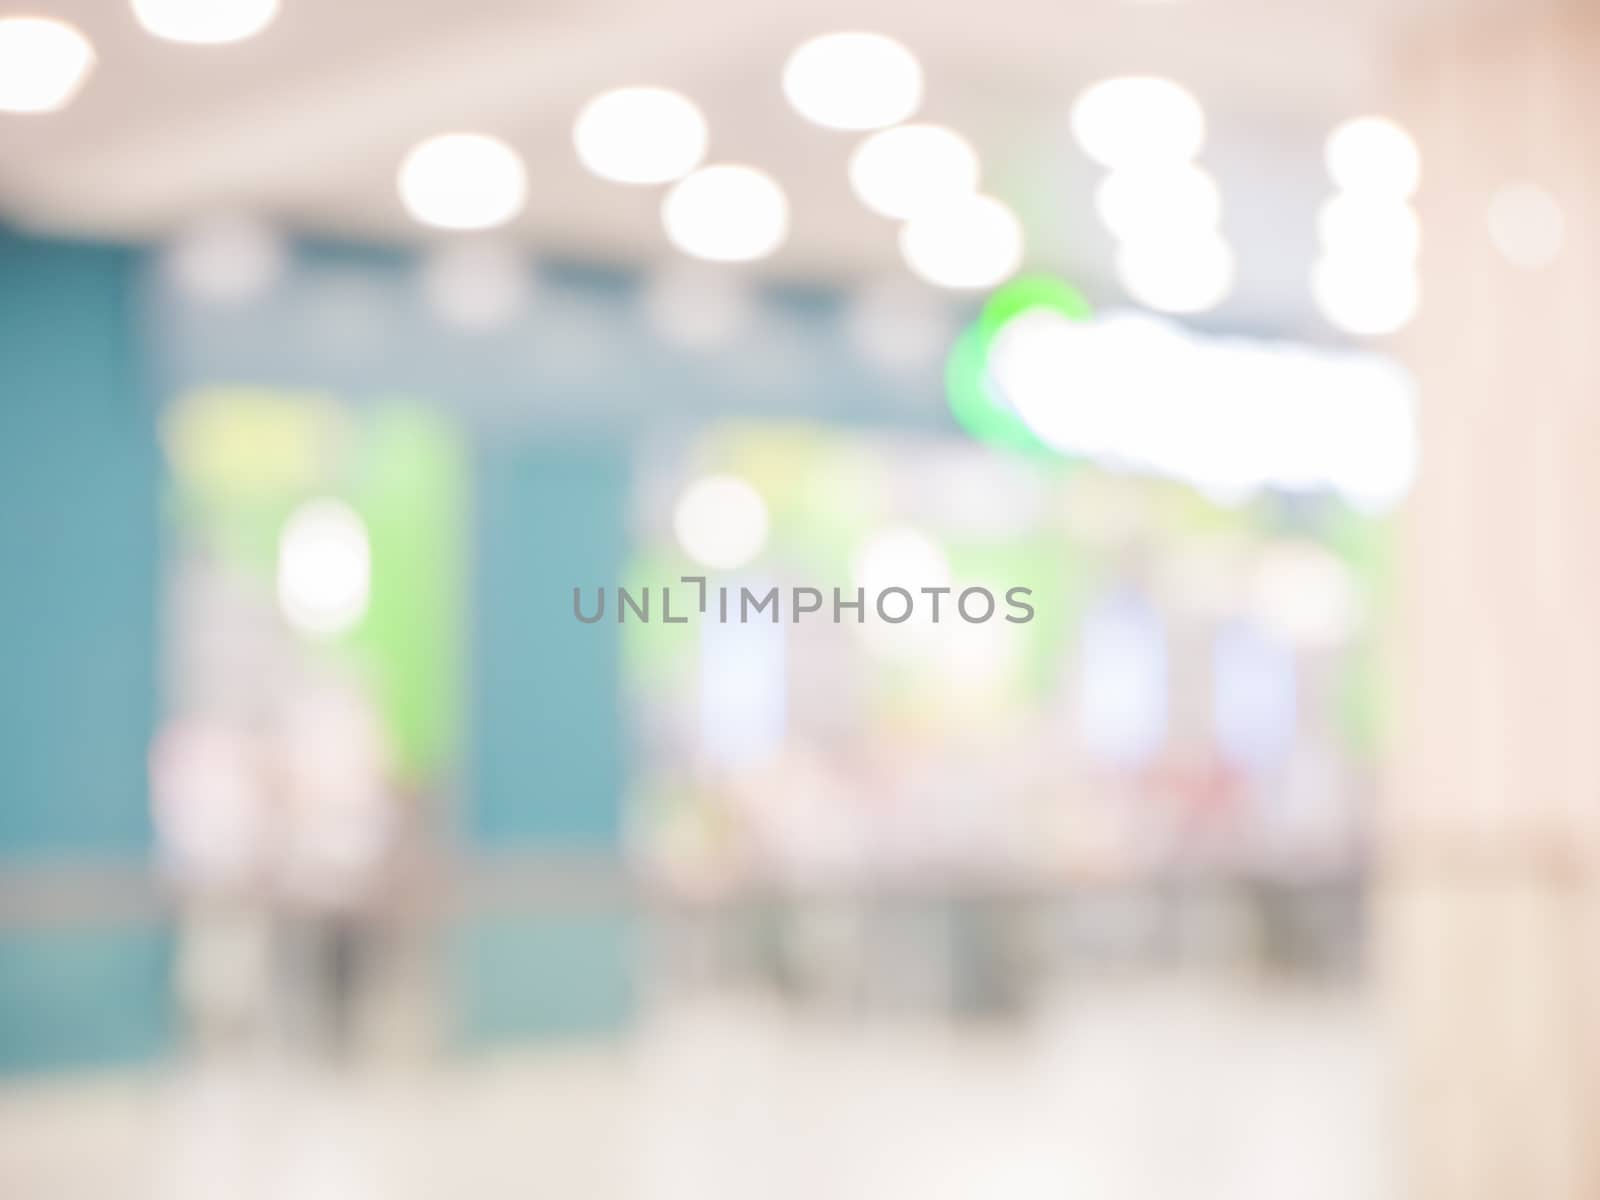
397 134 527 231
674 475 769 569
573 87 708 185
277 498 370 638
132 0 279 44
419 241 532 331
1070 76 1205 169
849 124 980 220
0 17 95 113
899 194 1024 290
1317 194 1420 263
1311 257 1419 336
1487 182 1565 269
662 165 789 262
782 31 923 131
1116 233 1234 313
1325 116 1420 198
1094 164 1221 241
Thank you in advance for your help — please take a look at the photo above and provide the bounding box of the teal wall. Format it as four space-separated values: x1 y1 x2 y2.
0 235 160 856
0 924 174 1073
0 233 171 1071
470 442 628 846
453 441 635 1042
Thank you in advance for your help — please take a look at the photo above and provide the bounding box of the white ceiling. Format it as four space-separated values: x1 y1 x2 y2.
0 0 1492 338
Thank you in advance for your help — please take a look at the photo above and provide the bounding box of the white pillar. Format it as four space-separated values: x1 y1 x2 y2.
1389 3 1600 1195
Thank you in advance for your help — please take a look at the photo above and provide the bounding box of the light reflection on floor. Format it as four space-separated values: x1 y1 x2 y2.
0 977 1390 1200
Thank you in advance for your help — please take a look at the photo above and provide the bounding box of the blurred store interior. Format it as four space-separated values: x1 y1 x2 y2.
1 0 1594 1197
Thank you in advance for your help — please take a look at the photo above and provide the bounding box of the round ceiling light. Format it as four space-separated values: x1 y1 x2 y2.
398 134 528 231
132 0 280 44
1317 193 1421 263
782 32 923 131
662 165 789 262
849 124 981 221
899 194 1024 290
1071 76 1206 169
1116 233 1235 314
1325 116 1420 198
1311 257 1419 336
573 86 708 185
0 17 95 113
1094 163 1221 241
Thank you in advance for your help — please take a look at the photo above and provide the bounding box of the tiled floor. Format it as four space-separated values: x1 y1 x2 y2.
0 976 1390 1200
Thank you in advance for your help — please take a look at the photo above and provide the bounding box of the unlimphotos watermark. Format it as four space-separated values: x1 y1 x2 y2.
574 577 1035 625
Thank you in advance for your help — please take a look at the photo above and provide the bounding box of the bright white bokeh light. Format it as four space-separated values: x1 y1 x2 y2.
852 526 950 598
573 87 708 185
641 263 754 349
1070 77 1206 169
899 194 1023 290
277 498 371 638
164 215 286 305
398 134 528 231
845 278 957 374
0 17 95 113
1325 116 1420 198
1330 357 1419 513
1487 182 1565 269
850 526 954 656
419 241 532 331
662 165 789 262
1094 164 1221 241
849 124 980 220
674 475 769 569
132 0 279 44
782 32 923 131
1317 194 1420 263
1312 256 1419 336
989 308 1418 511
1116 233 1235 313
997 310 1183 464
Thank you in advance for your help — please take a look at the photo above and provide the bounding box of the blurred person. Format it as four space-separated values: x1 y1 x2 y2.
273 673 395 1059
151 716 275 1052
